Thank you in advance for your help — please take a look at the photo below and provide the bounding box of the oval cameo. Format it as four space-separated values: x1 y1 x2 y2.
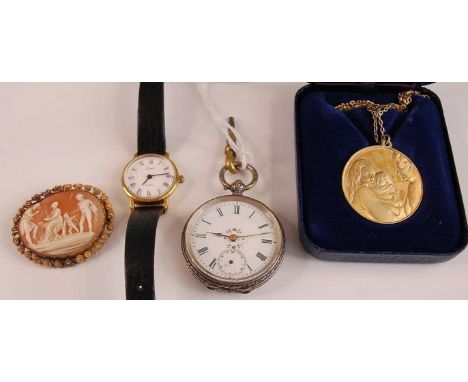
12 184 114 267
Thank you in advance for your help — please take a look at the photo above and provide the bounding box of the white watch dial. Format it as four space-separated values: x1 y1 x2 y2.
123 154 176 200
184 196 284 283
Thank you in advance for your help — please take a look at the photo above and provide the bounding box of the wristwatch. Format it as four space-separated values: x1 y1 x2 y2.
121 82 184 300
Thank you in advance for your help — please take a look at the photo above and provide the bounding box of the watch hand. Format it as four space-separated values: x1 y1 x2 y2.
141 173 170 186
206 231 274 243
141 175 151 185
206 232 230 238
237 232 274 238
206 232 273 237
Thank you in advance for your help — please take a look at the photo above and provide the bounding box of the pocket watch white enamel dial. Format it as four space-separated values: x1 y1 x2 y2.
182 164 285 293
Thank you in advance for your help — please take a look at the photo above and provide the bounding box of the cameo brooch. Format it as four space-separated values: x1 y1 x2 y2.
12 184 114 267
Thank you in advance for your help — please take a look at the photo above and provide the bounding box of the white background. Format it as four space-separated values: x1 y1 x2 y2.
0 82 466 299
2 2 468 380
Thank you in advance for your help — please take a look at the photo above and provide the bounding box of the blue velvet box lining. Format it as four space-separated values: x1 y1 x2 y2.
295 83 467 263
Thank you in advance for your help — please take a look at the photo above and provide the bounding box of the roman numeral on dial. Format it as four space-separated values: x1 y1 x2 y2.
208 258 217 269
256 252 267 261
258 224 268 229
262 239 273 244
234 205 240 214
216 208 223 216
198 247 208 255
194 233 206 238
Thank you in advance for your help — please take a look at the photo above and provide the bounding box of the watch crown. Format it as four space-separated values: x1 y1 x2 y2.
178 175 185 184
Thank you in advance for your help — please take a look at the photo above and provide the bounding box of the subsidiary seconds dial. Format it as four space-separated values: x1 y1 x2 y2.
122 154 180 201
182 195 285 293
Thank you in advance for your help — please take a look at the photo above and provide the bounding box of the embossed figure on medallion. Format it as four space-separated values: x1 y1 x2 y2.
342 146 423 224
18 190 105 257
336 90 427 224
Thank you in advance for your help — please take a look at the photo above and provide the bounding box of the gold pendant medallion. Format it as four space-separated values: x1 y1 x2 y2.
342 146 423 224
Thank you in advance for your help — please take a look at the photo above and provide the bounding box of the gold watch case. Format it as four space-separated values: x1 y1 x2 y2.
121 153 184 209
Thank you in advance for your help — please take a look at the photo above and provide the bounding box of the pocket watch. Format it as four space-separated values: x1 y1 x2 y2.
181 119 285 293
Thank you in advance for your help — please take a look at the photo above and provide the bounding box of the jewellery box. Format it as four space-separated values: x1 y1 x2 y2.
295 83 467 263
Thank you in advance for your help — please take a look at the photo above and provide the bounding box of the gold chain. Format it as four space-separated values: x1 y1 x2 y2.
335 90 428 147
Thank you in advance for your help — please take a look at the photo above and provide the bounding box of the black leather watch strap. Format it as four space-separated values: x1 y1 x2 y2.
125 82 167 300
137 82 166 155
125 206 164 300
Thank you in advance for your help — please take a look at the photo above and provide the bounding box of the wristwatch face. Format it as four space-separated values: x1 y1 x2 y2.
122 154 178 202
182 195 285 289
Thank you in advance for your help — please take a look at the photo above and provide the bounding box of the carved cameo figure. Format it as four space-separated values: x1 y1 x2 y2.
12 184 114 267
